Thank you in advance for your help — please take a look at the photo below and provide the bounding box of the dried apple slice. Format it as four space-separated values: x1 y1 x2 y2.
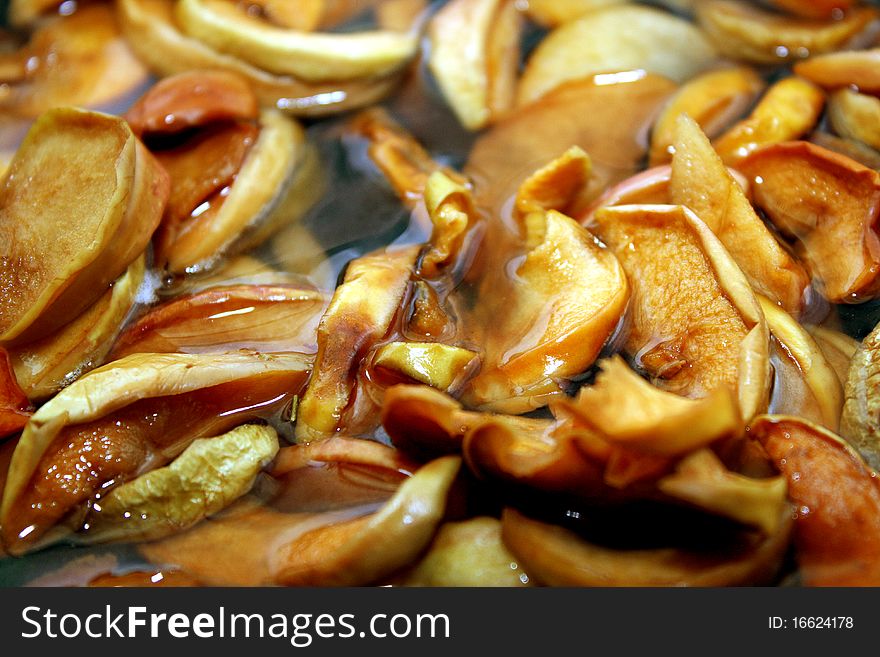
9 255 147 402
751 415 880 586
670 114 810 314
738 141 880 303
78 424 279 543
522 0 629 27
649 66 765 166
428 0 521 130
110 284 327 359
0 351 311 553
272 455 461 586
795 49 880 94
592 204 770 420
518 5 716 106
828 88 880 152
841 323 880 471
295 247 418 442
372 342 479 392
394 517 532 586
501 507 792 586
695 0 877 65
0 107 169 345
712 76 825 165
117 0 406 117
175 0 418 81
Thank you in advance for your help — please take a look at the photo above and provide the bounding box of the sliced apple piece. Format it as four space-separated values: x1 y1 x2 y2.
8 1 67 27
372 342 479 393
0 107 169 345
808 130 880 170
841 322 880 471
295 247 418 442
515 146 592 219
795 49 880 94
713 76 825 165
592 204 770 421
518 5 716 106
272 436 418 478
522 0 629 27
738 141 880 303
808 325 859 387
751 415 880 586
272 455 460 586
670 114 810 314
0 349 32 440
649 66 765 166
420 171 479 278
501 506 793 586
765 0 855 20
828 88 880 152
695 0 877 65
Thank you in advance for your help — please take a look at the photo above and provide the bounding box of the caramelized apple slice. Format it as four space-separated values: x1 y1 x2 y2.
295 247 418 442
272 436 418 478
9 255 147 402
695 0 877 65
0 107 169 345
501 507 792 586
809 130 880 170
649 66 765 166
0 351 310 553
808 325 859 387
0 349 32 440
841 323 880 470
175 0 418 81
795 49 880 94
523 0 629 27
8 1 68 27
420 171 479 278
110 284 327 359
394 517 532 586
373 342 479 392
765 1 855 20
242 0 374 31
272 455 461 586
751 415 880 586
828 88 880 152
739 141 880 303
79 424 279 543
428 0 520 130
518 5 715 106
713 76 825 165
591 204 770 421
670 114 810 314
515 146 592 219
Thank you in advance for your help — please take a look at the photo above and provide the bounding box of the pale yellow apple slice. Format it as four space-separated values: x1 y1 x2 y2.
372 342 479 393
828 88 880 152
517 5 716 106
0 106 169 345
522 0 629 27
808 325 858 387
175 0 418 81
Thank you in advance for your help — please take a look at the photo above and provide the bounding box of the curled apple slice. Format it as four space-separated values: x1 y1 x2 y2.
428 0 521 130
175 0 418 82
750 415 880 586
738 141 880 303
420 171 479 278
808 325 859 387
517 5 716 106
841 323 880 471
501 506 792 586
591 204 770 421
0 351 310 553
712 76 825 165
670 114 810 314
272 455 460 586
522 0 629 27
828 88 880 152
372 342 479 392
695 0 877 65
649 66 765 166
78 424 279 544
272 436 418 478
794 49 880 94
0 107 169 345
110 284 327 359
9 255 147 402
295 247 418 442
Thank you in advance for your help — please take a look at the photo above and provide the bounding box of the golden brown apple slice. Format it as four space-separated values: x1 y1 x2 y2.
8 0 65 27
828 88 880 152
750 415 880 586
110 284 326 359
295 247 418 442
766 0 855 19
0 107 169 345
712 76 825 165
517 5 716 106
78 424 279 544
591 204 770 421
738 141 880 303
670 114 811 314
420 171 479 278
522 0 629 27
649 66 765 166
758 296 843 430
393 517 532 586
0 350 32 440
0 351 311 553
9 255 146 402
372 342 479 393
695 0 877 65
241 0 374 31
466 73 677 215
841 322 880 471
272 436 419 478
501 507 793 586
514 146 592 219
116 0 406 117
272 455 460 586
175 0 418 81
795 49 880 94
428 0 521 130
